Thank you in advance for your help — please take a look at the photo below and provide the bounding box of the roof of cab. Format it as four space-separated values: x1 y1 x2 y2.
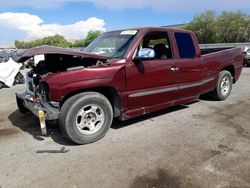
104 26 193 34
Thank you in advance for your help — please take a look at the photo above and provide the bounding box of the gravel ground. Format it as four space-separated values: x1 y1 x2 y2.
0 68 250 188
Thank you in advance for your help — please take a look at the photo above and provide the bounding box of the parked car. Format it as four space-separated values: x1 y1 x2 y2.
243 46 250 67
0 51 11 63
15 27 243 144
0 49 18 63
0 58 25 89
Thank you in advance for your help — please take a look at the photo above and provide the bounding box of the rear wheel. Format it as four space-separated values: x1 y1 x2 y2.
59 92 113 144
212 70 232 100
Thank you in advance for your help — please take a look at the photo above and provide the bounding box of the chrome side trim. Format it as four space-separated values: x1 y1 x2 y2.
179 77 216 90
129 86 178 98
179 82 202 90
128 76 216 98
203 77 216 84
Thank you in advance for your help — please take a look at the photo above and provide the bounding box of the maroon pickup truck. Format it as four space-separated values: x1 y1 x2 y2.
15 27 243 144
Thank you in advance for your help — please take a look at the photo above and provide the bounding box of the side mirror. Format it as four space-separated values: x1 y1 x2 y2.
134 48 155 62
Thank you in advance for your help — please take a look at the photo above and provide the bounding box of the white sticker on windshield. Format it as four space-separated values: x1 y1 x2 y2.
120 30 138 35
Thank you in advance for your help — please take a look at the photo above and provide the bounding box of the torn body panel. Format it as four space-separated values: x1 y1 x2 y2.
16 92 59 120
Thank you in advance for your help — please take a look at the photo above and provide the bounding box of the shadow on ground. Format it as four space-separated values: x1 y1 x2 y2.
8 105 189 146
112 105 188 129
8 110 74 146
130 168 197 188
199 93 218 101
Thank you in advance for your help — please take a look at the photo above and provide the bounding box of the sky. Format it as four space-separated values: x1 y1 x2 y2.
0 0 249 45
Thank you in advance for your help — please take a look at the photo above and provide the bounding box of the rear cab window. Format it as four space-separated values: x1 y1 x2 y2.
174 32 196 58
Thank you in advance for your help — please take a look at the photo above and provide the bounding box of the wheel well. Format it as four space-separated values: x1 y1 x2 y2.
221 65 235 83
60 87 122 118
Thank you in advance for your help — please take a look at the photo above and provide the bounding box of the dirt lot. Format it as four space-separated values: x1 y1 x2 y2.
1 68 250 188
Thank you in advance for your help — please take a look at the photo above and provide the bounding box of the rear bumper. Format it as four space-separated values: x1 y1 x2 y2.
16 92 59 120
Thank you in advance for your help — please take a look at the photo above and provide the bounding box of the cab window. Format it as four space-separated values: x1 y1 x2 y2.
137 31 173 60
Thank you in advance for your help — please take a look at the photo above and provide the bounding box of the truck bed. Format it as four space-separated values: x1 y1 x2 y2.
201 47 233 55
201 47 243 84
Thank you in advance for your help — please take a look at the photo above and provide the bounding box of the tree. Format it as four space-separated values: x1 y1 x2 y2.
71 30 102 47
216 11 250 42
184 11 217 43
247 16 250 42
83 30 102 46
15 30 103 49
15 35 71 48
39 35 71 47
15 40 25 49
72 39 85 47
184 10 250 43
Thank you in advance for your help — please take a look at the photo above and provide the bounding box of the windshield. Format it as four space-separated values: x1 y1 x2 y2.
84 30 138 59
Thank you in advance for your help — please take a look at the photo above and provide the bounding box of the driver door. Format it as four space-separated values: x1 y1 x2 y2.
126 31 179 110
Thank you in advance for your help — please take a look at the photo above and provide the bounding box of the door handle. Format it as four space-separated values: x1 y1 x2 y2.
170 67 179 72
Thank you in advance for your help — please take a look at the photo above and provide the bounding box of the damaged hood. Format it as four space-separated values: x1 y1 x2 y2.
13 45 109 62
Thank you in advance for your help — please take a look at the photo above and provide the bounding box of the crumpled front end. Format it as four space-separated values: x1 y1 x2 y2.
14 45 112 120
16 92 59 120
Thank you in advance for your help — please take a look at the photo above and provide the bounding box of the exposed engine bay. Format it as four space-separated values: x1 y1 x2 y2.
31 54 109 75
27 54 110 99
13 46 111 100
27 54 110 100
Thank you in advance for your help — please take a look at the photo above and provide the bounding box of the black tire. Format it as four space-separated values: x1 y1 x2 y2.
212 70 233 101
59 92 113 145
245 60 250 67
16 97 30 114
243 60 247 67
0 82 4 89
243 58 248 67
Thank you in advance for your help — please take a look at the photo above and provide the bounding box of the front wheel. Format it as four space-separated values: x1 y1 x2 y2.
59 92 113 144
212 70 233 101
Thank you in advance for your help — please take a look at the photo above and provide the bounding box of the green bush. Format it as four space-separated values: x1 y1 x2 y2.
15 30 102 49
183 10 250 43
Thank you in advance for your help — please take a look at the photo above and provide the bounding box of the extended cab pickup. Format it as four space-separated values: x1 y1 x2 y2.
15 27 243 144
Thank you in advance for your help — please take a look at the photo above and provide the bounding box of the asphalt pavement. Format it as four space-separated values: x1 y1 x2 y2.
1 68 250 188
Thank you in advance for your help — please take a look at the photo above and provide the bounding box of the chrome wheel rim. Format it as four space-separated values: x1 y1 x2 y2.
220 76 230 96
76 104 105 135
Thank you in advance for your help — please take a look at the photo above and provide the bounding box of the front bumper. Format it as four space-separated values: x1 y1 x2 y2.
16 92 59 120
